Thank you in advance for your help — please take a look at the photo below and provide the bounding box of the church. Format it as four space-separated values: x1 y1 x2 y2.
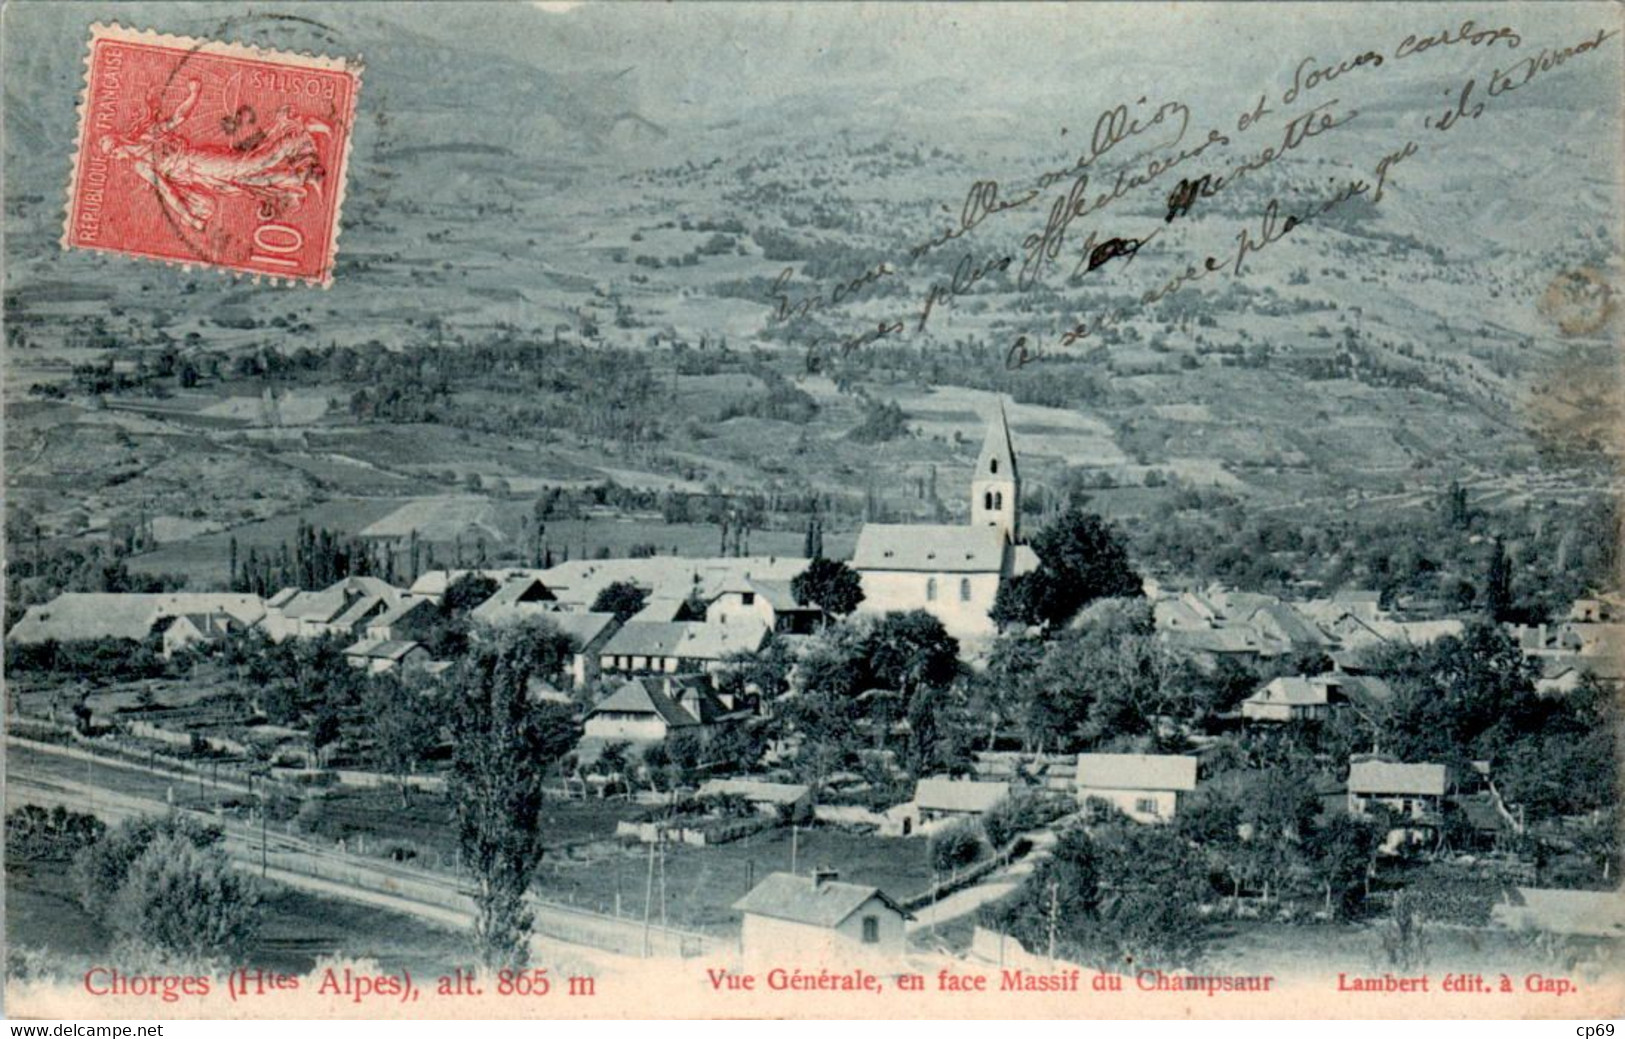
851 399 1039 641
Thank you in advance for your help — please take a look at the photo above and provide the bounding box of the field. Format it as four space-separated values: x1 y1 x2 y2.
533 824 934 934
5 858 472 977
120 497 405 585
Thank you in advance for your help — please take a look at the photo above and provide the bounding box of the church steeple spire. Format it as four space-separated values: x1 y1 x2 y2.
971 397 1020 542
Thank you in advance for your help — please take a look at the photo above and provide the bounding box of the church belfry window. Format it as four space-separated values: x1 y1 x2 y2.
994 492 1003 510
984 492 993 510
991 459 998 474
959 578 971 601
926 577 937 601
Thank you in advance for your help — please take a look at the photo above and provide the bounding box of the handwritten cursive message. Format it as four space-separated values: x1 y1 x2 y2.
756 16 1614 375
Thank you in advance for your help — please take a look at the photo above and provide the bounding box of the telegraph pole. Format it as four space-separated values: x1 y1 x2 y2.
642 838 656 957
1047 880 1059 966
658 833 668 932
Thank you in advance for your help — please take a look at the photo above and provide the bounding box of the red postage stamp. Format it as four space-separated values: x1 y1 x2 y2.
62 24 361 287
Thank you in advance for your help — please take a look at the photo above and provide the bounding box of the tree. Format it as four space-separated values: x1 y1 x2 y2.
864 611 959 701
448 632 579 970
929 819 986 873
992 509 1141 630
367 677 441 806
73 815 224 919
1377 891 1431 971
1442 480 1470 530
984 821 1210 970
791 557 864 620
109 833 261 970
1373 622 1541 768
1484 537 1513 622
590 581 648 623
442 573 501 617
716 635 796 704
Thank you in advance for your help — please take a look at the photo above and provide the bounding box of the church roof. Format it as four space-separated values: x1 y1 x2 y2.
852 524 1009 573
976 397 1019 484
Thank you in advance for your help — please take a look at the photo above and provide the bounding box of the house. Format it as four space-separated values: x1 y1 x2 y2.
582 675 732 744
914 777 1010 821
157 611 244 658
1535 653 1625 694
733 870 912 966
1330 588 1386 622
696 778 812 818
1568 598 1620 624
1347 758 1450 852
1241 676 1335 722
464 582 620 688
545 610 621 688
1242 603 1334 653
535 555 808 613
1240 674 1394 722
704 577 821 634
261 577 403 641
598 619 769 676
408 568 547 604
468 576 559 625
365 597 440 642
1075 753 1198 823
1491 887 1625 940
852 400 1039 642
342 638 430 674
6 592 266 647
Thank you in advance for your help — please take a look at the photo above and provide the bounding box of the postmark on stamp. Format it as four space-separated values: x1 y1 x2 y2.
62 24 361 287
1538 267 1615 337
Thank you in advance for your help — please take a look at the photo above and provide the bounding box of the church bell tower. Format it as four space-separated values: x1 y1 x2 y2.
971 398 1019 542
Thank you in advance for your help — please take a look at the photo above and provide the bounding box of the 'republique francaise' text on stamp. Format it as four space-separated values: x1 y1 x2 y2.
62 24 361 287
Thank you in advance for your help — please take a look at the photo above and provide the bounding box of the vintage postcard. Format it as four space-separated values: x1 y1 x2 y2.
3 0 1621 1022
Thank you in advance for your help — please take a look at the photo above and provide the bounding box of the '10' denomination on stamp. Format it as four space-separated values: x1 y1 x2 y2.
62 23 361 286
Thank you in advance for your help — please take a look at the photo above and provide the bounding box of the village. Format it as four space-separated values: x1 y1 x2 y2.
5 403 1621 980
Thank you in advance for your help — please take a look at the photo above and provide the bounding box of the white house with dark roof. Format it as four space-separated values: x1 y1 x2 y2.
852 400 1037 641
1076 753 1199 823
733 870 912 966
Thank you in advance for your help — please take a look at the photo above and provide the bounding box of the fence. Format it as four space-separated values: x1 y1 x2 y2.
12 720 716 960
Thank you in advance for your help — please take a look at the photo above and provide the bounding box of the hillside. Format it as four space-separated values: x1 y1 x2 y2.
4 2 1619 590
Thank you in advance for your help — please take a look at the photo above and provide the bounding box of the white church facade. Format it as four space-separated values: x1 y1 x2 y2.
851 400 1038 641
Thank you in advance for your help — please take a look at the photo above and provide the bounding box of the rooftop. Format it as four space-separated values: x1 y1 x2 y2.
914 776 1011 814
1076 753 1198 792
732 872 912 927
1347 760 1449 796
851 524 1009 573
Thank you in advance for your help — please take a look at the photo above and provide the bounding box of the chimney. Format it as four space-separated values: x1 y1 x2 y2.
813 867 839 888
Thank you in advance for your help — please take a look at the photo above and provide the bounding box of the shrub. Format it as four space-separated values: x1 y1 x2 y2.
109 833 260 970
5 806 104 863
73 814 224 918
929 819 987 874
981 793 1068 850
